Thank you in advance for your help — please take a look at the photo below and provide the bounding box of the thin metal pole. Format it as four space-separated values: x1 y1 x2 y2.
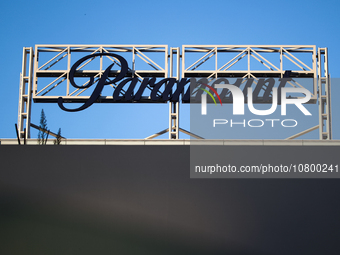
15 124 21 145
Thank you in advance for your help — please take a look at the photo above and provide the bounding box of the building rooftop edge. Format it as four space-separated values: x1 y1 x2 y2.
1 139 340 146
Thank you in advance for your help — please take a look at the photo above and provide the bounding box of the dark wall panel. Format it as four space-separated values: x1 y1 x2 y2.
0 145 339 255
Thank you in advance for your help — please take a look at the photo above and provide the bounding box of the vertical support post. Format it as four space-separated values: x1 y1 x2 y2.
18 47 34 139
100 46 103 78
312 46 317 96
247 47 250 78
169 47 180 139
67 46 71 96
280 47 283 77
215 46 217 79
132 46 135 77
15 124 21 145
169 47 173 139
176 47 180 138
317 47 332 140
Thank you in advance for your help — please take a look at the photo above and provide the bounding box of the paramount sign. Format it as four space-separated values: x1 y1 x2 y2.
58 53 312 116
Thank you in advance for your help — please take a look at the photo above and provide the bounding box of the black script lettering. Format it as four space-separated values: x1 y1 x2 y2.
242 78 254 99
277 78 291 104
252 78 275 102
133 78 153 101
113 78 139 102
171 78 190 102
58 53 128 112
212 78 236 103
150 78 176 101
261 78 275 102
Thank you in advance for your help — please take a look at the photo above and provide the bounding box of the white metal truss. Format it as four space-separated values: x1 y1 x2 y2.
318 48 332 140
17 47 33 139
182 45 318 103
182 45 331 140
17 45 332 140
182 45 317 77
169 47 180 139
32 45 168 102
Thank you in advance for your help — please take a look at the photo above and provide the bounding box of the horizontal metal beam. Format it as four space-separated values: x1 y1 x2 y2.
30 123 65 139
2 139 340 146
285 125 319 140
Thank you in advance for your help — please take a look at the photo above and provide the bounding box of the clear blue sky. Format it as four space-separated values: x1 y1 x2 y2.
1 0 340 139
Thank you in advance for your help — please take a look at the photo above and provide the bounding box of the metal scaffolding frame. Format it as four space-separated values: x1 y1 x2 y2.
182 45 331 140
182 45 318 102
32 45 168 103
17 45 332 140
318 48 332 140
169 47 180 139
18 47 33 139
